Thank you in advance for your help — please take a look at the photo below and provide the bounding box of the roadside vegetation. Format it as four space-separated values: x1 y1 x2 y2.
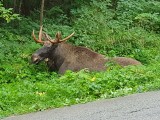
0 0 160 118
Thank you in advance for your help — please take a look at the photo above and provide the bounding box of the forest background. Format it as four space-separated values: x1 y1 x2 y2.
0 0 160 118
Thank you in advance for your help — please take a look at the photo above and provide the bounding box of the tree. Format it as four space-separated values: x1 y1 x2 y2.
40 0 45 26
0 2 21 23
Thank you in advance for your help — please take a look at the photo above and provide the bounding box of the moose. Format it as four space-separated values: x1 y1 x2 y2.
31 26 141 74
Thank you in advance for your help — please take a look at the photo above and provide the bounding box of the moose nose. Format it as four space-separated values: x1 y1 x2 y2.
31 54 40 64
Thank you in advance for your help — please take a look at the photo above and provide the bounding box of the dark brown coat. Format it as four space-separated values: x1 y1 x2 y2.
31 26 141 74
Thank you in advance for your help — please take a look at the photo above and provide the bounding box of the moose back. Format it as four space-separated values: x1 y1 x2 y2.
31 26 141 74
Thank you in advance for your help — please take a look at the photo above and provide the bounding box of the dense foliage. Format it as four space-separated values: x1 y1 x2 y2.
0 0 160 118
0 2 20 23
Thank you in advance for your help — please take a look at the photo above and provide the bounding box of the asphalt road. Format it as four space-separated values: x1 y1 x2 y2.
3 91 160 120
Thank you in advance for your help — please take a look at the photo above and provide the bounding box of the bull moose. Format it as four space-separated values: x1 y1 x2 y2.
31 26 141 74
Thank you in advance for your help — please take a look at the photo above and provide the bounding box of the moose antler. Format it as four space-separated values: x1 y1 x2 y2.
32 25 44 44
48 32 75 44
32 26 74 44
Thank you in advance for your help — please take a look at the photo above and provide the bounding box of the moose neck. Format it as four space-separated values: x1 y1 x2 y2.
51 43 73 70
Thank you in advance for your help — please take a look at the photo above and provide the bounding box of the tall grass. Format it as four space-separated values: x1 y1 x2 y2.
0 0 160 118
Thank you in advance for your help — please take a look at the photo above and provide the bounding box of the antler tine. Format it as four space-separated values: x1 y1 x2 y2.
56 31 62 41
44 33 57 44
48 32 75 44
43 32 53 41
48 31 62 44
32 25 44 44
38 25 43 41
60 32 75 42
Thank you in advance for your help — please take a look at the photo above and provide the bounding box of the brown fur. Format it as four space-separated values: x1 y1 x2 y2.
40 43 141 74
31 31 142 74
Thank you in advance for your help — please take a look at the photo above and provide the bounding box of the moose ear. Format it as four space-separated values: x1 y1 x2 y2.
55 32 62 40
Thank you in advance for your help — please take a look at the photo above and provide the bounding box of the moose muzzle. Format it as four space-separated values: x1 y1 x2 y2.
31 54 43 64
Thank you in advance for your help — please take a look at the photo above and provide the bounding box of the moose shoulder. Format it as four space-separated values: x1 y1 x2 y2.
31 26 141 74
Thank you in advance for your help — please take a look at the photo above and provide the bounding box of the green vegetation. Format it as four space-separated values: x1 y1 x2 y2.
0 2 20 23
0 0 160 118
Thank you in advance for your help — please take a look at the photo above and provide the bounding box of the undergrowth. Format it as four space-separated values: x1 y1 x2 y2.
0 0 160 118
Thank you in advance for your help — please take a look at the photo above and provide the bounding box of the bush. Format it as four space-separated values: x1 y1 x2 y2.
71 0 160 63
0 0 160 118
0 2 21 23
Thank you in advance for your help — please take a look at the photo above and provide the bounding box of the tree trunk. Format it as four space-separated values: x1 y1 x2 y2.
19 0 22 14
40 0 45 26
13 0 17 13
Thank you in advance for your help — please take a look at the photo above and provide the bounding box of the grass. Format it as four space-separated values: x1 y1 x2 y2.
0 25 160 118
0 2 160 118
1 64 160 118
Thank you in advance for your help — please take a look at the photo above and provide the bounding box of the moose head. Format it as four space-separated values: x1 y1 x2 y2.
31 26 74 66
31 26 141 74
